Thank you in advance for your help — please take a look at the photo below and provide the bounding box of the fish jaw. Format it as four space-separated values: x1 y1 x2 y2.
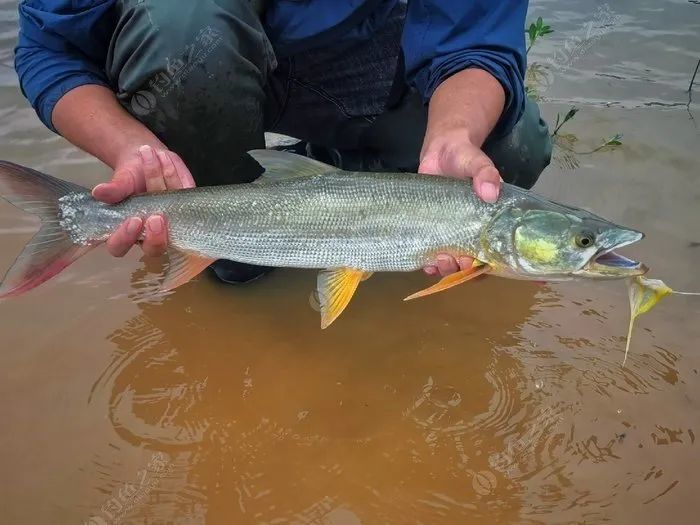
573 229 648 279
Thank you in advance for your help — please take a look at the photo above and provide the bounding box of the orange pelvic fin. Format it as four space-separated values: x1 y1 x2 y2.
404 264 490 301
161 249 216 292
317 268 368 329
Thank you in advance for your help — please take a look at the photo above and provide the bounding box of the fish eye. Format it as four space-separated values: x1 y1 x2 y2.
575 232 595 248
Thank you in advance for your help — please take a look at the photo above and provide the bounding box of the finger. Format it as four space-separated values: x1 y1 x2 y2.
157 150 182 190
418 155 441 176
423 265 439 276
436 254 459 276
167 151 196 189
92 165 143 204
472 165 502 203
457 256 476 271
106 217 143 257
140 145 168 193
141 215 168 257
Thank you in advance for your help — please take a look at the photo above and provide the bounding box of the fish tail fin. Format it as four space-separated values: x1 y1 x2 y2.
0 161 94 298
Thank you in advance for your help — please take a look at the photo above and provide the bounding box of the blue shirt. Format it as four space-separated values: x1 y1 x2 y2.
15 0 528 135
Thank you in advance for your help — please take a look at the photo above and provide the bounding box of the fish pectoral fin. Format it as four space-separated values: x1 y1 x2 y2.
160 249 216 292
317 267 366 329
403 264 490 301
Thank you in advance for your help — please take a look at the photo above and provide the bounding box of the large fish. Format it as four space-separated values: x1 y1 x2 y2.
0 150 647 327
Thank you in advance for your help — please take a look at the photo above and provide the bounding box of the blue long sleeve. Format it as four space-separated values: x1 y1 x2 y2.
402 0 528 136
15 0 528 137
14 1 115 132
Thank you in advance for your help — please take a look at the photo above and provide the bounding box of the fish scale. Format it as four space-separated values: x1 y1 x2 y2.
63 171 523 271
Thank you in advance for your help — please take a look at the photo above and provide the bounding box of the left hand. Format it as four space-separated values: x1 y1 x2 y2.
419 128 503 277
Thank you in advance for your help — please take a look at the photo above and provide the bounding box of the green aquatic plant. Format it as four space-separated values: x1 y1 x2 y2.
526 17 553 54
524 18 623 168
553 108 623 154
547 105 623 169
551 107 579 137
687 58 699 126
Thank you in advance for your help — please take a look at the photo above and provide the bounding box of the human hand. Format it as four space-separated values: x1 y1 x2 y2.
92 145 195 257
419 129 502 276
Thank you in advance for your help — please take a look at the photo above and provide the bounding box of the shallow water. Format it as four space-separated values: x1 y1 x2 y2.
0 1 699 523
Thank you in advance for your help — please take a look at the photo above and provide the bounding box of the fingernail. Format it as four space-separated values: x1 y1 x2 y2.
147 216 163 234
481 182 499 203
425 266 438 275
126 217 142 235
437 254 451 263
139 145 155 162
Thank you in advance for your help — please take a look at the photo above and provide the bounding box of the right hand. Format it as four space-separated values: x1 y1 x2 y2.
92 144 196 257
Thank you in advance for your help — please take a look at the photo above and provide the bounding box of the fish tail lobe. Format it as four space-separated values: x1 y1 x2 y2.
0 161 94 298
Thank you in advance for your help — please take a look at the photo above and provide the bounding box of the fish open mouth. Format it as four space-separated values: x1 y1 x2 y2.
592 250 642 269
582 232 648 278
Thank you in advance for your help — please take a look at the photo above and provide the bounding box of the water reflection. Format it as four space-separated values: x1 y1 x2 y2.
85 268 545 522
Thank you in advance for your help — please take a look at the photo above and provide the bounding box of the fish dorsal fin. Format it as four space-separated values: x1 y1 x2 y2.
317 268 369 329
160 249 215 292
248 149 335 183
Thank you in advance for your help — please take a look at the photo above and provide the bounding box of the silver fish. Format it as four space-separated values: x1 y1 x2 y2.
0 150 647 327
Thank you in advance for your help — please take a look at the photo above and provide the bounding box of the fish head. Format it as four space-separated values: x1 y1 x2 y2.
482 203 648 280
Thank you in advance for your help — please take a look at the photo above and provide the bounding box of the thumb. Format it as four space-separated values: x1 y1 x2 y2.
418 155 441 175
451 149 501 203
92 164 145 204
471 164 501 203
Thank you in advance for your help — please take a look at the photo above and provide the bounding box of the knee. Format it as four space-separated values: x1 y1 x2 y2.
483 98 553 189
108 0 273 101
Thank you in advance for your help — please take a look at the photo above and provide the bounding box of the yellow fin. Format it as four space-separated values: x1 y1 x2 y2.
317 268 365 329
623 276 672 365
404 264 490 301
161 249 215 292
624 276 700 365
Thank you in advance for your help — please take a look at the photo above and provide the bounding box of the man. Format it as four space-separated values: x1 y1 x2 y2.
15 0 551 283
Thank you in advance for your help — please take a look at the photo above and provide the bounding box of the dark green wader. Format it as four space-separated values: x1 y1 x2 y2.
106 0 552 282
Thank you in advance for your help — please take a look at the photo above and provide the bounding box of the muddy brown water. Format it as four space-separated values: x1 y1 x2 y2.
1 1 699 523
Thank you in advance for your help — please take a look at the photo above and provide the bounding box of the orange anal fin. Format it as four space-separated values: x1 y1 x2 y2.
317 268 365 329
160 249 215 292
404 264 490 301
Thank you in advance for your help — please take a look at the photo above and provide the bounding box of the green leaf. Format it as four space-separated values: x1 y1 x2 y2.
563 107 579 123
605 133 623 146
528 23 537 43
